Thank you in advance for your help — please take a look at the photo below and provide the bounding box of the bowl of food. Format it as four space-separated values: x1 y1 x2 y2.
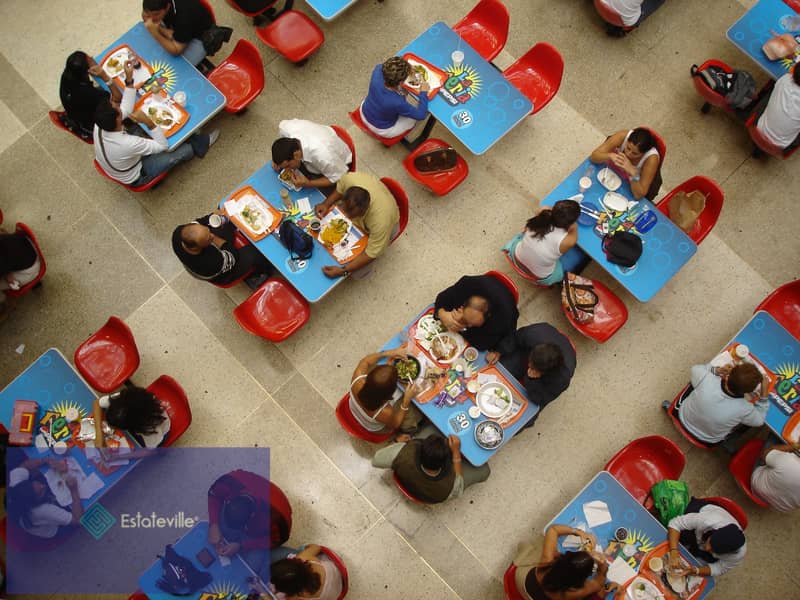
430 332 463 364
474 420 503 449
475 382 512 418
394 355 421 381
320 218 350 246
463 347 479 362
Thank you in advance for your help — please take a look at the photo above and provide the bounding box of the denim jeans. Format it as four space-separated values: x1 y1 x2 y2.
132 133 210 186
182 38 207 66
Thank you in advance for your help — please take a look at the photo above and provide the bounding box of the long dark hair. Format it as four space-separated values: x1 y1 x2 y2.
525 200 580 239
358 364 398 411
8 471 52 529
271 557 322 595
63 51 90 83
105 387 166 435
540 550 594 592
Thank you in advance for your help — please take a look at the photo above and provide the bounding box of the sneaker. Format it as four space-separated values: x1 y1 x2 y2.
245 272 269 290
207 129 220 148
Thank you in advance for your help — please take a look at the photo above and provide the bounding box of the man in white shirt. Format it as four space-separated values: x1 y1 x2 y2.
271 119 353 195
757 68 800 151
604 0 665 32
751 441 800 512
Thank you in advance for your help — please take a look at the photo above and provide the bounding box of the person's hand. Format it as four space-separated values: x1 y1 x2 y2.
129 109 155 128
419 80 430 93
217 541 240 557
668 550 682 571
576 530 596 548
143 16 160 33
603 582 620 594
48 458 68 473
315 202 331 219
123 61 134 80
486 351 500 365
716 364 733 377
208 523 221 545
671 565 694 578
88 64 109 81
385 346 409 360
322 265 347 278
65 475 79 489
290 171 309 188
448 434 461 453
610 152 636 176
404 382 420 397
437 308 463 332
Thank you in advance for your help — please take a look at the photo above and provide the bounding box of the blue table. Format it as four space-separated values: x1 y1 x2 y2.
398 22 532 155
139 520 272 600
219 165 344 303
541 159 697 302
0 349 139 508
381 305 537 466
727 0 800 79
306 0 358 20
548 472 714 600
95 22 226 150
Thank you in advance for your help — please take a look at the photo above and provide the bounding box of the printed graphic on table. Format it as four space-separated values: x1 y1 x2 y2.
6 447 272 596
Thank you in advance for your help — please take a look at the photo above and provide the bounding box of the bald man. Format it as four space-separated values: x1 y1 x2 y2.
171 210 272 285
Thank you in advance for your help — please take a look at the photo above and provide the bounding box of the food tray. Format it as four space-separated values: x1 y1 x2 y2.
402 53 448 100
224 186 283 241
100 45 153 89
310 207 367 264
133 91 189 138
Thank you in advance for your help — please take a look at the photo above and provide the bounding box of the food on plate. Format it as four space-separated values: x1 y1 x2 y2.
279 169 294 182
424 365 444 380
394 356 420 380
107 57 120 70
416 314 447 340
147 106 174 127
431 335 458 361
408 64 428 86
320 218 349 245
240 205 265 230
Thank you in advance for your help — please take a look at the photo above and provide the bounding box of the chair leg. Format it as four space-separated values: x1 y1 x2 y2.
700 102 711 114
751 146 765 159
33 282 43 290
401 115 437 151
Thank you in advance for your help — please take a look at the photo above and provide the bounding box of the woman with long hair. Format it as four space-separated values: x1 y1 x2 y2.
93 386 171 448
270 544 343 600
59 50 120 139
590 127 662 199
513 200 580 286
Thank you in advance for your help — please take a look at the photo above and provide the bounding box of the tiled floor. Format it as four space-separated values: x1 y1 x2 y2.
1 1 798 598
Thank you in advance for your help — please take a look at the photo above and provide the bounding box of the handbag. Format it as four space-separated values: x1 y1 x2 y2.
561 272 598 323
602 231 642 267
413 147 459 173
278 220 313 260
650 480 690 527
155 544 212 595
201 25 233 56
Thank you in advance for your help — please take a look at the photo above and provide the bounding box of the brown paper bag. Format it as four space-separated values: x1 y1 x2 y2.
668 190 706 232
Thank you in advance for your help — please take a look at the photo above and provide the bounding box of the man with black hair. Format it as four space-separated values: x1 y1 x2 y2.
141 0 213 66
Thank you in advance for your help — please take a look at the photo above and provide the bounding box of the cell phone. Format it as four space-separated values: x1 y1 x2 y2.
196 548 215 568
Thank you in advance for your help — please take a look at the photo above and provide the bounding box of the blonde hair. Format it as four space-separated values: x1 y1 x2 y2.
382 57 410 87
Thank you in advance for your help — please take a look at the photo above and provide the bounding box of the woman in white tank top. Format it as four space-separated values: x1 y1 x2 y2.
590 127 661 199
349 347 417 433
513 200 580 285
270 544 344 600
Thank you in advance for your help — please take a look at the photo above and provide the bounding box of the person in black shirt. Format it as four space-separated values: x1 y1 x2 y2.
172 211 272 285
142 0 213 66
0 231 41 305
59 51 121 140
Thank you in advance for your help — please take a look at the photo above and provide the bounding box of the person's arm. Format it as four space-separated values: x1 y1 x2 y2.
761 443 798 461
127 111 169 154
93 398 107 448
296 544 322 560
396 93 430 120
88 64 122 104
65 475 84 525
290 171 333 190
315 189 342 219
558 224 578 254
690 364 714 388
446 435 465 499
376 383 418 430
741 395 769 427
322 253 375 279
435 277 470 331
589 131 626 164
119 67 137 119
143 16 185 56
539 525 597 564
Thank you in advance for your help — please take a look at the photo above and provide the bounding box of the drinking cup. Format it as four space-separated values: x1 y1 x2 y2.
451 50 465 68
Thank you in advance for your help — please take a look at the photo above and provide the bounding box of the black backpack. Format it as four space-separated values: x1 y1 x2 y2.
691 64 756 110
602 231 643 267
155 544 212 596
278 220 314 261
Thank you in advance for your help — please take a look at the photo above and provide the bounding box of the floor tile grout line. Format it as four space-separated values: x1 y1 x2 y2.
391 528 463 599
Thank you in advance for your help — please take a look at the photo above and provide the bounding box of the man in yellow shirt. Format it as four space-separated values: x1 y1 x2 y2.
314 172 400 278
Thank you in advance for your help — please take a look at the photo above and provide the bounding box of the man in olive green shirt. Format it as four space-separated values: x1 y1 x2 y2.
314 171 400 278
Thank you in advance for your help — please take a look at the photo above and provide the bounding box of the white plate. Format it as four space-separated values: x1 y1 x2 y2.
601 191 629 212
141 98 180 129
429 331 464 364
597 167 622 191
404 58 444 90
666 572 687 594
476 382 513 418
102 48 131 79
626 577 665 600
415 314 447 341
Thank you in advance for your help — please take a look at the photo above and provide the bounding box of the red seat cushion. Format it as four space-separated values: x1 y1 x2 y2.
256 10 324 63
402 139 469 196
234 279 310 342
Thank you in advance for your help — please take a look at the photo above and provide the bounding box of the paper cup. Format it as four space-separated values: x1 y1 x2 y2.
209 214 227 228
54 441 68 455
464 347 479 362
579 177 592 193
467 379 480 394
173 91 187 106
734 344 749 360
451 50 465 68
309 219 321 232
468 405 481 419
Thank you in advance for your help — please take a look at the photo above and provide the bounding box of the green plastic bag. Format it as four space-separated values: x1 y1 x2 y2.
650 480 689 526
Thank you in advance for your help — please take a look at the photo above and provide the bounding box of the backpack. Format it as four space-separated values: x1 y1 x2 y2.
561 273 598 323
725 70 757 110
650 480 690 526
201 25 233 56
602 231 642 267
693 64 732 95
155 544 212 595
278 220 314 261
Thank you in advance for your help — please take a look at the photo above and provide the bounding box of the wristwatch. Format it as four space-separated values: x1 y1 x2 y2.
341 267 349 277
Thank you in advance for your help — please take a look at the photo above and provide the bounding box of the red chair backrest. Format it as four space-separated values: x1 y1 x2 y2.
453 0 510 62
604 436 686 504
393 471 428 504
331 125 356 172
728 439 769 508
379 177 409 242
667 385 715 450
503 563 525 599
746 114 786 157
485 270 520 304
593 0 626 27
335 394 394 443
528 42 564 99
48 110 93 144
233 279 310 342
691 59 734 108
6 222 46 297
754 280 800 338
93 159 167 192
319 546 349 600
704 496 748 530
145 375 191 447
228 38 265 88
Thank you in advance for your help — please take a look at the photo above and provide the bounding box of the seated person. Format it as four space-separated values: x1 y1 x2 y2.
59 50 119 140
511 200 580 285
756 67 800 152
750 438 800 512
434 274 519 355
7 456 83 539
499 323 577 424
513 524 614 600
603 0 666 33
667 498 747 577
676 362 769 445
141 0 214 66
93 386 171 448
208 470 292 574
349 346 421 434
271 119 353 195
0 230 42 304
360 56 430 138
589 127 661 200
371 425 490 503
172 210 272 285
269 545 344 600
314 173 400 279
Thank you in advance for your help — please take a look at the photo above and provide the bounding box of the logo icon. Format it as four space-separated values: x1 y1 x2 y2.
438 64 482 106
451 110 473 129
81 503 116 540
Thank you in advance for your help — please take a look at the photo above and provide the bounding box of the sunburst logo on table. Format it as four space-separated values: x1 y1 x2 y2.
199 583 254 600
606 529 656 570
40 401 85 443
143 61 177 93
439 64 482 106
773 362 800 407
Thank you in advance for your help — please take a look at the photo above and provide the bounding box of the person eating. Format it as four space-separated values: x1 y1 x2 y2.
93 386 171 448
59 50 119 141
141 0 214 67
269 545 344 600
359 56 430 139
589 127 662 200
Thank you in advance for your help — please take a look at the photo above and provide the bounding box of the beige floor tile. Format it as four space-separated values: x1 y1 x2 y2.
0 99 27 154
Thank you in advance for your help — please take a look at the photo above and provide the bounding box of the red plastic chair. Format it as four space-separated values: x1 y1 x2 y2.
0 515 74 552
74 316 140 393
211 230 255 288
561 279 627 343
593 0 631 29
453 0 510 63
655 176 724 245
48 110 93 144
503 563 525 600
146 375 191 447
335 394 395 443
380 177 409 243
754 280 800 338
604 436 686 505
728 439 770 508
256 10 325 63
331 125 356 172
208 39 265 114
691 59 735 114
503 43 564 115
5 223 46 298
745 111 800 159
786 0 800 10
486 269 520 304
393 471 429 504
93 159 169 192
402 139 469 196
348 108 410 147
704 496 748 530
319 546 349 600
128 592 149 600
233 278 310 342
665 384 715 450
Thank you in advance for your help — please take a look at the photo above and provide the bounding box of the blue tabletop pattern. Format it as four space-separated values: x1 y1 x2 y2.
0 349 138 507
398 22 532 155
219 166 342 303
727 0 800 79
95 22 226 150
139 521 267 600
540 159 697 302
548 472 714 600
306 0 358 20
381 305 538 466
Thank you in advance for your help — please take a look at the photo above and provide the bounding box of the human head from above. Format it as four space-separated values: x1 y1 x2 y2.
622 127 656 163
94 100 123 132
359 364 398 411
7 472 49 525
540 550 594 592
339 186 371 219
63 50 93 82
142 0 171 22
271 137 302 171
179 222 213 251
103 387 166 435
452 295 490 330
271 557 322 595
703 524 745 555
724 363 761 397
419 435 450 471
525 199 580 239
382 56 410 88
527 343 565 379
223 495 256 531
